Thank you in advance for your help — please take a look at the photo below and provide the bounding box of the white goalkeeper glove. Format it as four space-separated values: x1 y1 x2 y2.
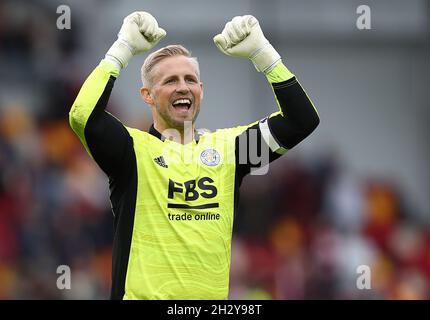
213 15 281 73
105 11 166 69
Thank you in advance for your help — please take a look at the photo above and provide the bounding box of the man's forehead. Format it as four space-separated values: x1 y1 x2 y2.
152 56 198 79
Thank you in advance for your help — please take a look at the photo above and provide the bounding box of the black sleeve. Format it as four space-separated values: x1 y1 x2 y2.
235 76 319 182
84 76 133 178
268 76 320 149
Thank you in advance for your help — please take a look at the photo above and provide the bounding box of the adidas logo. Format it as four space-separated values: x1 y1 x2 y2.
154 156 168 168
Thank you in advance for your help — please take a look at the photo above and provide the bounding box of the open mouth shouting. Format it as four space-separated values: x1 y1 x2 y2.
171 98 192 114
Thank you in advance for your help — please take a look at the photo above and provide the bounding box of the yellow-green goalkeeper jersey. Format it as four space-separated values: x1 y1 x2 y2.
69 59 319 300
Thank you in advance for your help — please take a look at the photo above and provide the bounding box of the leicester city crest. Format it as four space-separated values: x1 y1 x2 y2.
200 149 221 166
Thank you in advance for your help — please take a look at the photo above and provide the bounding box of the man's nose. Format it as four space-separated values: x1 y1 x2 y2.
175 79 190 93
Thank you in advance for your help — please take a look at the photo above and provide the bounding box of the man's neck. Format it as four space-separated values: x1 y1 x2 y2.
154 122 195 145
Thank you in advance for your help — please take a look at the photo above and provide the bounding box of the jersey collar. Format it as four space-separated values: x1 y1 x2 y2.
148 124 201 143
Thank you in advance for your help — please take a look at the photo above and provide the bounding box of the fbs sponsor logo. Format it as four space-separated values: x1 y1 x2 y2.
154 156 168 168
167 177 218 209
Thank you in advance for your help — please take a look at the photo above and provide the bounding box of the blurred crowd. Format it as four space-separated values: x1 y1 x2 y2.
230 155 430 299
1 1 429 300
0 0 112 299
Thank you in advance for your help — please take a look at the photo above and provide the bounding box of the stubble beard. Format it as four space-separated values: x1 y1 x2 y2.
157 103 200 133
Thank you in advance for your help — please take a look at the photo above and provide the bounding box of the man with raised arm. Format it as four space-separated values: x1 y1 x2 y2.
69 11 319 300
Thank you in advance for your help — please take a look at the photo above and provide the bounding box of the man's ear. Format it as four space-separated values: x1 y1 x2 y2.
200 82 204 100
140 87 154 106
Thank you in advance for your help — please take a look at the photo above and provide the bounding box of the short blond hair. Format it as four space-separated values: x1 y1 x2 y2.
141 44 200 87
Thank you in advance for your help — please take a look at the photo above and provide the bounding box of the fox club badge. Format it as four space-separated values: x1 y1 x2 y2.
200 149 221 166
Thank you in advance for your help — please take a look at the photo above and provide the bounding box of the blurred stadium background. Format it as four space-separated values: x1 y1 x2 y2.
0 0 429 299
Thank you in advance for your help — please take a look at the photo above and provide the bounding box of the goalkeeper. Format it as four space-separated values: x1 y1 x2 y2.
69 11 319 300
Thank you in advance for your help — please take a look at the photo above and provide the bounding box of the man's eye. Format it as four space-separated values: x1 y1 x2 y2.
165 79 176 84
186 78 197 83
